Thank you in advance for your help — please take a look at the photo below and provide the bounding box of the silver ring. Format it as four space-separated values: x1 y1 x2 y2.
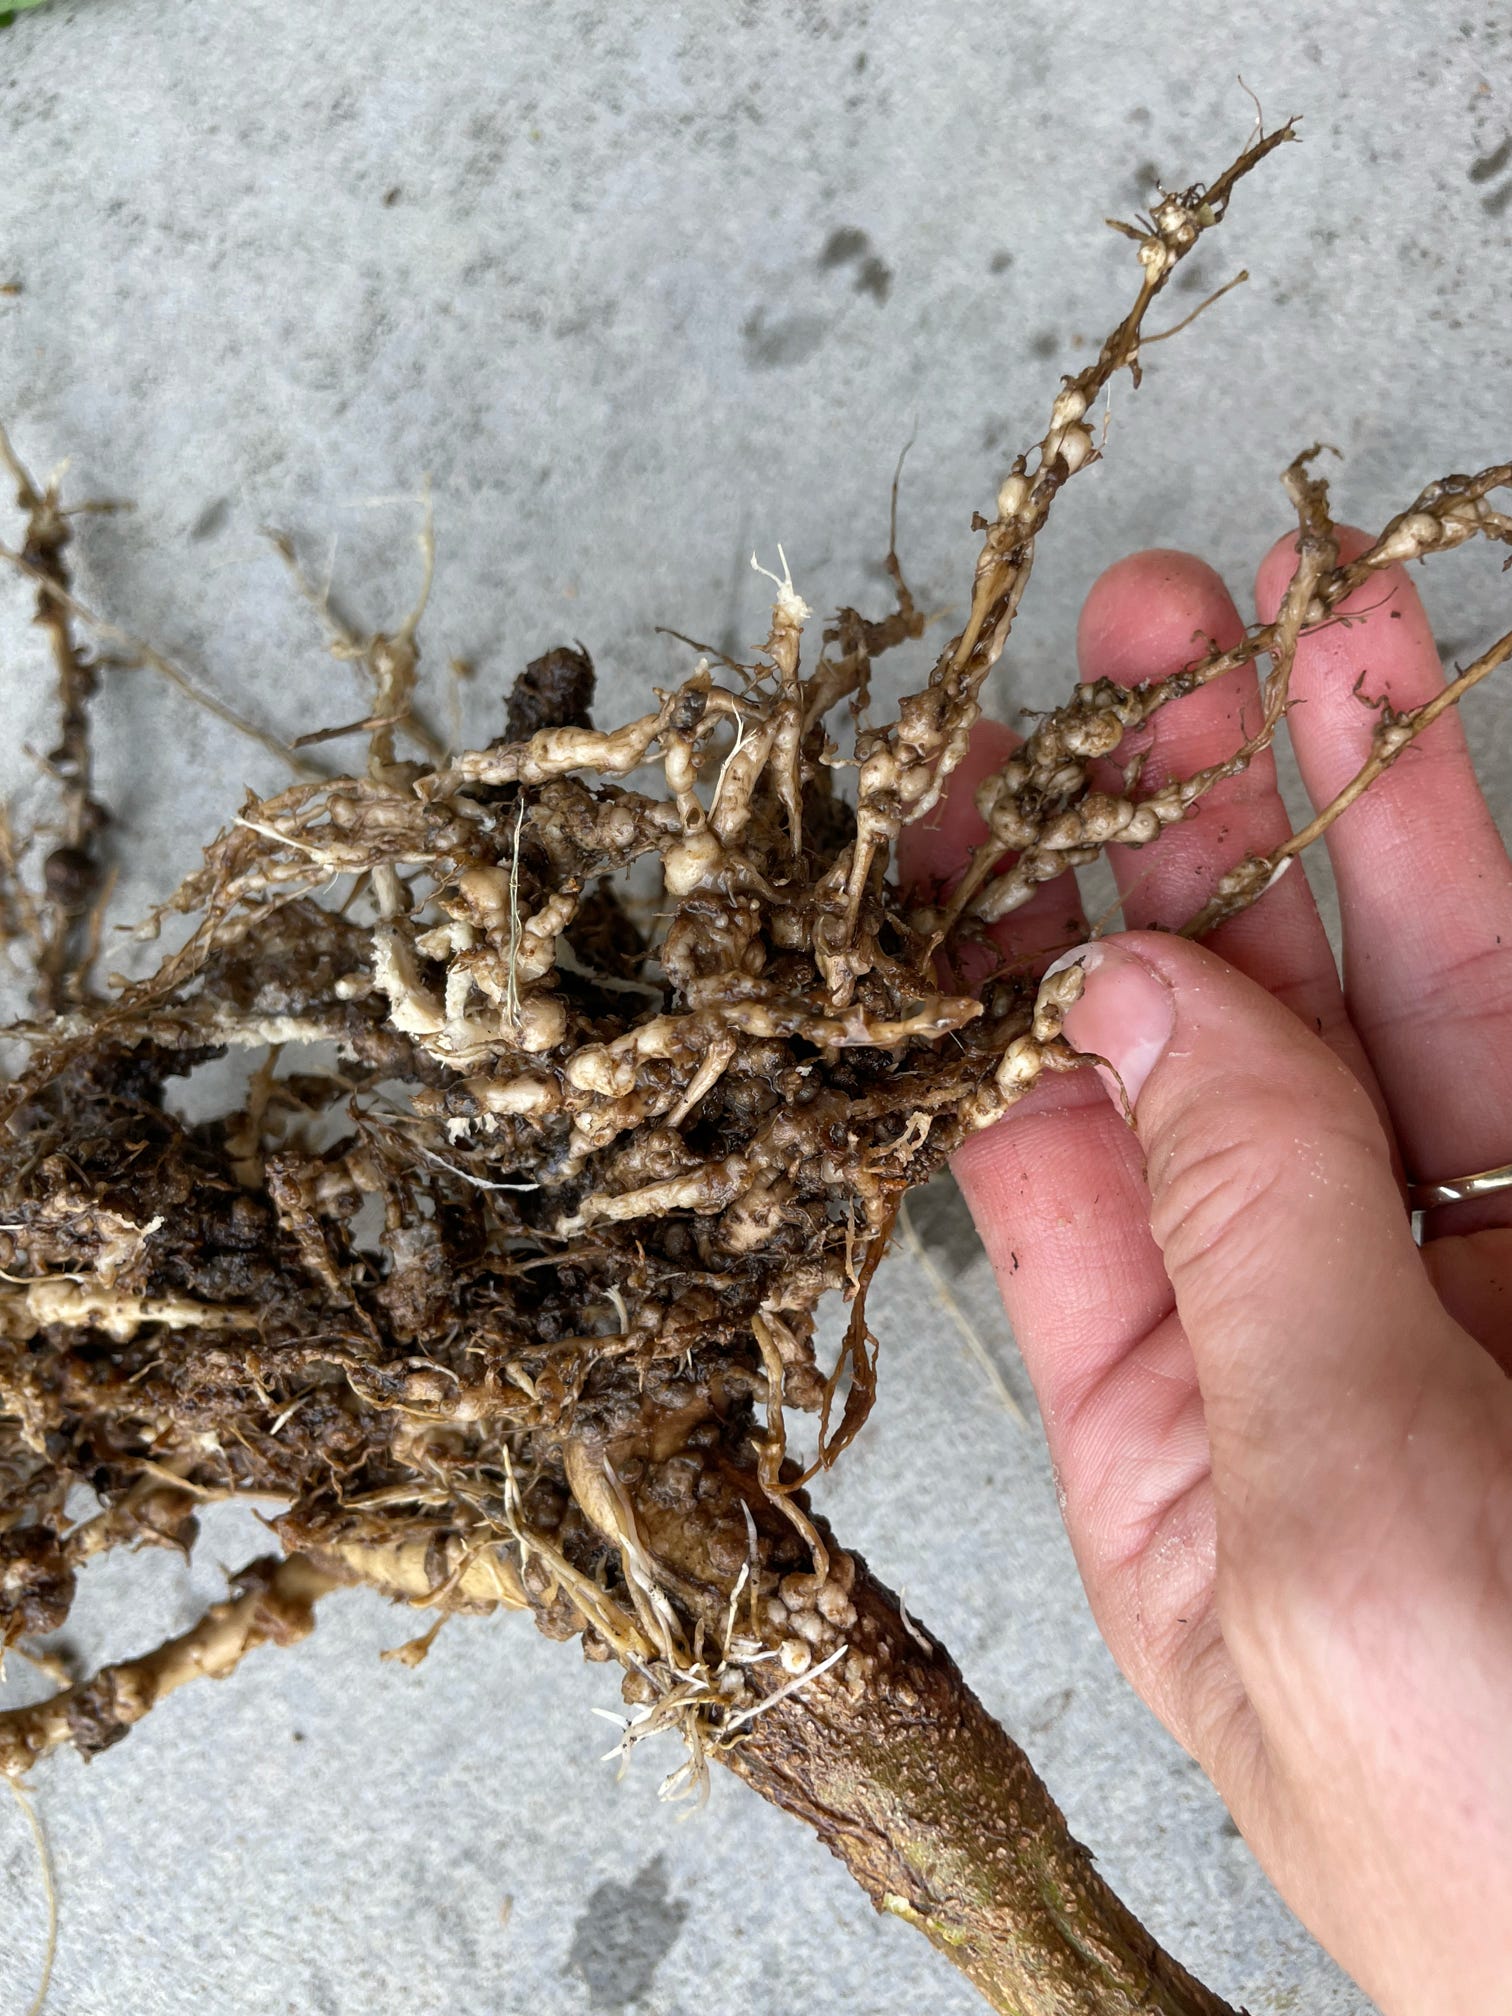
1408 1161 1512 1211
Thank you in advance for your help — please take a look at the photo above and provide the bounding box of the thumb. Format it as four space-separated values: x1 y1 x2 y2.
1054 932 1484 1542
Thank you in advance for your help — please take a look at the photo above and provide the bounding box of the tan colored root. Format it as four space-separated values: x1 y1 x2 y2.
0 530 308 778
5 1775 57 2016
313 1533 529 1611
0 1554 335 1778
1184 623 1512 935
833 121 1301 994
938 456 1512 937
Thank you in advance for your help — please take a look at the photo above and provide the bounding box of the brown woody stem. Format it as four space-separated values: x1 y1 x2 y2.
603 1427 1244 2016
0 1504 1239 2015
721 1549 1240 2016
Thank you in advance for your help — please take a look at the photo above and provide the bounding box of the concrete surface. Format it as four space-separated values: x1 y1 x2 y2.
2 2 1509 2010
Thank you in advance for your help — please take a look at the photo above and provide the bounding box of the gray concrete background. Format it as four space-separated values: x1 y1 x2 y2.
1 2 1508 2010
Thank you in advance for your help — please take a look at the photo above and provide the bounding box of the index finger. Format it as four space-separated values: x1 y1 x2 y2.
904 719 1214 1705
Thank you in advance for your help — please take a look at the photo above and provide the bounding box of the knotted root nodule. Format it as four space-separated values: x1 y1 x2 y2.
1 123 1508 2016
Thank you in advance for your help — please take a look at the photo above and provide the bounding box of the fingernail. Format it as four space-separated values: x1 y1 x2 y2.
1044 941 1175 1110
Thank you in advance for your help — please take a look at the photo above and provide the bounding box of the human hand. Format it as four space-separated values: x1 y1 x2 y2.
901 537 1512 2016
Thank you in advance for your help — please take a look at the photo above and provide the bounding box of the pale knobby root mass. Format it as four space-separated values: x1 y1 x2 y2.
0 120 1507 2016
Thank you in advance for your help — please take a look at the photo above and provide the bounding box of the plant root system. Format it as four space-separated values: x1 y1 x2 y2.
1 121 1508 2014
